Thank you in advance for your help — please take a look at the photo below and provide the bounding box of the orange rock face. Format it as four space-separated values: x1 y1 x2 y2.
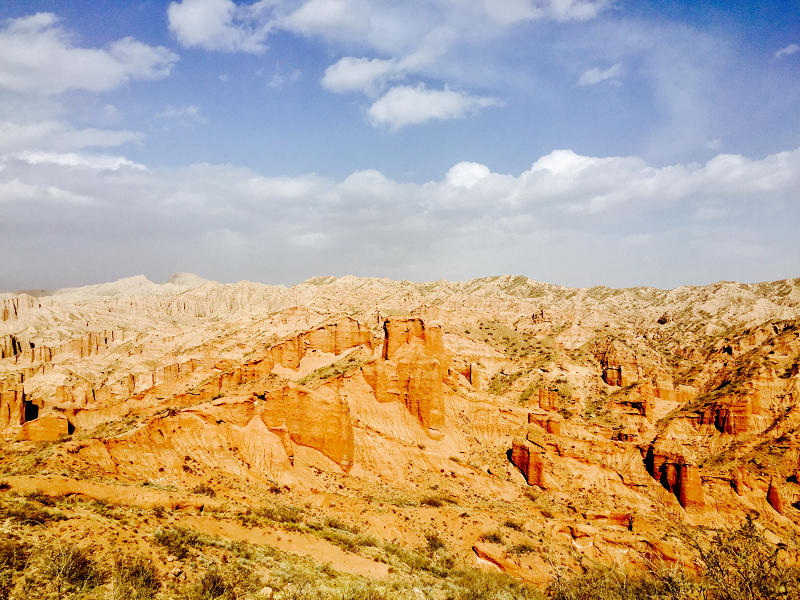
676 462 704 510
767 479 785 514
19 413 70 442
647 451 704 509
511 438 545 487
362 318 450 438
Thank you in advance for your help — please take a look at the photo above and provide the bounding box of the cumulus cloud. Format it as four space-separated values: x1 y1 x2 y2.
322 57 395 95
445 162 491 188
161 0 615 130
367 84 499 130
0 13 178 95
168 0 276 53
282 0 372 39
578 63 622 86
775 43 799 58
2 146 798 288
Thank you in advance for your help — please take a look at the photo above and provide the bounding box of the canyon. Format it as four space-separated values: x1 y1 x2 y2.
1 273 799 594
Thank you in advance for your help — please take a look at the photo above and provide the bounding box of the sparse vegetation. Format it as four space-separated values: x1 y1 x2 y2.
488 370 524 395
153 527 204 559
480 530 504 545
0 498 66 526
297 354 369 388
502 518 524 532
190 482 216 497
550 517 800 600
25 541 106 599
509 541 537 555
111 552 160 600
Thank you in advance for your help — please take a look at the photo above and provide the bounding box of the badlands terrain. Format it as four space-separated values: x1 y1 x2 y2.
0 272 800 599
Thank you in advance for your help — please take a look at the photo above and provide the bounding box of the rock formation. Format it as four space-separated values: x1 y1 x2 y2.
1 273 800 586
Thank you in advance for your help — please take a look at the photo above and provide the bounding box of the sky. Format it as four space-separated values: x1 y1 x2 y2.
0 0 798 291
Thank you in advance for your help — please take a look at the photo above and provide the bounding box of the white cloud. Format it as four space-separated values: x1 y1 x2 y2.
320 28 453 97
0 120 143 154
0 13 178 95
484 0 609 24
8 151 146 171
367 84 499 130
483 0 541 25
168 0 276 53
283 0 372 39
544 0 610 22
578 63 622 86
1 146 798 288
445 162 491 188
0 178 38 202
775 43 799 59
322 57 395 95
156 105 209 124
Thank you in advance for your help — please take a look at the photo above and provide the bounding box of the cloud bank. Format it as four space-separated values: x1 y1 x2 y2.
1 147 798 289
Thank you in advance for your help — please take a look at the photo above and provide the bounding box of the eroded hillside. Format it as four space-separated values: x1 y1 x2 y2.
0 274 799 598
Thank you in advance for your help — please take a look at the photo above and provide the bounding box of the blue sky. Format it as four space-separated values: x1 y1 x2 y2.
0 0 798 290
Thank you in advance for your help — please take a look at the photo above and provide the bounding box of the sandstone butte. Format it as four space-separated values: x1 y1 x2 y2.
1 272 800 589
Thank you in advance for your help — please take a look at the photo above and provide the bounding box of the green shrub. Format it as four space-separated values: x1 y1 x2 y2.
502 519 524 532
480 531 504 545
27 542 105 598
0 499 65 525
509 541 537 555
455 568 542 600
549 516 800 600
297 355 367 388
425 533 446 553
324 516 359 533
694 515 800 600
0 536 28 571
111 552 160 600
191 483 216 498
153 527 203 559
238 503 303 528
488 371 524 396
179 563 260 600
0 536 27 600
420 494 455 508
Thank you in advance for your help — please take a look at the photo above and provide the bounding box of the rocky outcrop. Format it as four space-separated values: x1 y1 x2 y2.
0 389 27 429
1 295 42 322
536 389 562 411
596 340 642 387
361 318 450 439
616 382 655 421
767 478 785 515
267 318 372 370
2 330 127 364
19 413 71 442
646 451 704 509
511 438 545 487
0 334 33 359
676 462 704 510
